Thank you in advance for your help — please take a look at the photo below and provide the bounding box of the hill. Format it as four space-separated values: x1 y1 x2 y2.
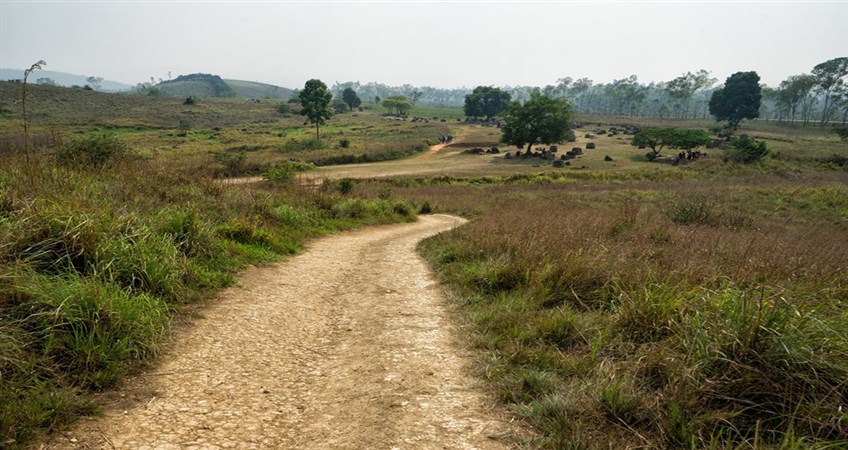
0 68 133 92
150 73 293 100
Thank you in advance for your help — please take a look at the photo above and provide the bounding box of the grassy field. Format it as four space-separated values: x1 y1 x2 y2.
0 82 450 176
1 81 846 448
351 165 848 448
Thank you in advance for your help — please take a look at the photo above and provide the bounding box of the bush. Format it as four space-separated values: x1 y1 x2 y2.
276 103 291 114
725 137 769 163
280 138 325 153
338 178 354 195
183 96 196 105
209 150 246 176
263 161 316 185
339 138 350 148
56 135 137 169
666 194 716 226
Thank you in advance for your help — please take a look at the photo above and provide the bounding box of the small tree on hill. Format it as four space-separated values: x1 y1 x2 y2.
86 76 104 91
632 128 675 160
298 79 333 140
500 92 572 153
709 71 762 131
342 87 362 112
464 86 511 120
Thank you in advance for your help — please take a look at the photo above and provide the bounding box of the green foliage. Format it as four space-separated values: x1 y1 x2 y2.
338 138 350 148
331 98 348 114
726 136 770 163
709 71 762 129
298 79 333 140
463 86 511 119
500 92 572 153
632 127 711 159
338 178 354 195
56 135 137 169
280 137 325 153
811 57 848 125
160 73 235 97
263 161 316 184
276 102 292 114
183 96 196 105
382 95 412 115
341 87 361 112
834 126 848 141
209 149 246 176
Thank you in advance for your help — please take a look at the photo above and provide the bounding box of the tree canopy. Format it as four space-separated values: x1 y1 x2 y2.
382 95 412 115
298 79 333 140
500 92 572 153
464 86 511 120
811 57 848 125
631 127 711 160
341 87 361 112
709 71 762 129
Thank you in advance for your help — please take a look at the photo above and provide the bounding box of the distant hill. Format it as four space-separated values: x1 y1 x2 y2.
151 73 293 100
0 68 133 92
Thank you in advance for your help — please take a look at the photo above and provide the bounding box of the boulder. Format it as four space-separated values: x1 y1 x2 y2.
552 160 565 168
586 142 596 149
490 147 500 154
550 145 558 152
604 155 614 161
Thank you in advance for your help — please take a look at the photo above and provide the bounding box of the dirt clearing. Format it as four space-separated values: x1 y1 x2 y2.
39 215 513 450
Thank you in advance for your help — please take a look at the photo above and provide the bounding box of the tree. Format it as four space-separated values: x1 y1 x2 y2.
811 57 848 125
632 127 711 161
331 98 348 114
709 71 762 130
410 90 423 106
665 70 716 118
776 74 817 123
341 87 361 112
631 127 676 160
86 76 103 91
382 95 412 115
500 92 572 153
298 79 333 140
464 86 511 120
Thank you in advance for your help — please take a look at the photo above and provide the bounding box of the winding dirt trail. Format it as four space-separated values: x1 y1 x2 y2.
41 215 513 450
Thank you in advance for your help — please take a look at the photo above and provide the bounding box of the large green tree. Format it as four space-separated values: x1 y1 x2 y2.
812 57 848 125
464 86 511 120
382 95 412 115
500 92 572 153
631 127 711 160
299 79 333 140
709 71 762 130
341 87 361 112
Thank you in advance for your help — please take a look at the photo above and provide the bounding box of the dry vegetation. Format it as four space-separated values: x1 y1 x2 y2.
353 174 848 448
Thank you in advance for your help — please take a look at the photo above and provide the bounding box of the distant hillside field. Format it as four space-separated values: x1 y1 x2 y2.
0 68 133 92
150 73 293 100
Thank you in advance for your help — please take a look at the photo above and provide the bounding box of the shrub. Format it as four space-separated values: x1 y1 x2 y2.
183 96 196 105
263 161 315 185
280 138 325 153
210 150 246 176
338 178 354 195
276 102 291 114
55 135 137 169
339 138 350 148
725 137 769 163
666 194 716 226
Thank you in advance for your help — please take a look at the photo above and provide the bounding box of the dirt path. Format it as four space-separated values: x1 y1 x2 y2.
40 215 513 450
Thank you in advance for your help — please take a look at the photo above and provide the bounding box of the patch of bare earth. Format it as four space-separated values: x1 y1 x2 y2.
38 215 514 450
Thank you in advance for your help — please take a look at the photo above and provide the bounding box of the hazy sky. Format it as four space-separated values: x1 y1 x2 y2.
1 1 846 89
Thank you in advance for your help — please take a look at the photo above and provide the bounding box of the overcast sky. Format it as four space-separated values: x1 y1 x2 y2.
1 1 846 89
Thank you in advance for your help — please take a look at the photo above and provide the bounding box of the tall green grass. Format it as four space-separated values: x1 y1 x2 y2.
0 148 418 446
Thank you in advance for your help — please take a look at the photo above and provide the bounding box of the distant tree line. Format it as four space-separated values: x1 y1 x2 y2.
327 57 848 124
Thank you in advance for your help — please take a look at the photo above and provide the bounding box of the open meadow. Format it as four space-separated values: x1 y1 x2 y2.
1 81 847 449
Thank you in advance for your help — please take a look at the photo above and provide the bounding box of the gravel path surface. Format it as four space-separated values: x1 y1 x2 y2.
39 215 512 450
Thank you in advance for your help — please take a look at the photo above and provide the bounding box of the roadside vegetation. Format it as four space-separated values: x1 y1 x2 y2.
361 170 848 448
0 84 426 446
